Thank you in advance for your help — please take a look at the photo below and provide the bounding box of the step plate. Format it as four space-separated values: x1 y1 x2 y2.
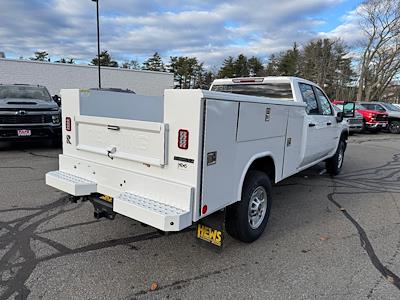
46 170 97 196
114 192 192 231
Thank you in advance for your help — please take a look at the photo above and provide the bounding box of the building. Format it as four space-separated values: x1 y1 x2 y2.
0 58 173 96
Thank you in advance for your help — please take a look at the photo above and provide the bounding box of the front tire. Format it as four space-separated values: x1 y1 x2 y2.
326 139 346 176
225 171 272 243
389 121 400 134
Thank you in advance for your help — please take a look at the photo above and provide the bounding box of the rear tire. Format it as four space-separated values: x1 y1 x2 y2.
326 139 346 176
389 121 400 134
225 171 272 243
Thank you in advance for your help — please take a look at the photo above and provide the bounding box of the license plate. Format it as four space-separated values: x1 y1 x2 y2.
17 129 31 137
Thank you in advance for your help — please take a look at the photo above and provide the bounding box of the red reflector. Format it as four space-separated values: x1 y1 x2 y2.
202 204 208 215
178 129 189 149
65 117 71 131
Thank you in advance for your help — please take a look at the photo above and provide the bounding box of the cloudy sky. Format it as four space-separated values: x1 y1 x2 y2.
0 0 364 66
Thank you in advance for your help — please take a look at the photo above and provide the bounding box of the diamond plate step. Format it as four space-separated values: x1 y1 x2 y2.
46 171 97 196
114 192 192 231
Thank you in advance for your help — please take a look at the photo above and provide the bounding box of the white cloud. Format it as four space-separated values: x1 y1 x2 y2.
0 0 360 66
319 7 365 46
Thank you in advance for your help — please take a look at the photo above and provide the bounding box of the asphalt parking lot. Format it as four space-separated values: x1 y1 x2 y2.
0 133 400 300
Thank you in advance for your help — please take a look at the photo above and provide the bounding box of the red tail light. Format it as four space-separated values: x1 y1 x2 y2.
65 117 71 131
178 129 189 149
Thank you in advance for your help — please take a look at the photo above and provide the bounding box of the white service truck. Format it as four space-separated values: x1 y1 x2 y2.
46 77 353 243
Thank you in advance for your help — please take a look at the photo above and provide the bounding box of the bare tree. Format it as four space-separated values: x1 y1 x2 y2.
357 0 400 101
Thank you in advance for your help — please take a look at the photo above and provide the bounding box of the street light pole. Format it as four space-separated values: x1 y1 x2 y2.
92 0 101 89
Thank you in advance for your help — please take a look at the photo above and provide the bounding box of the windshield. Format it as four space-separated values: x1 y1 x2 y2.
211 83 293 99
381 103 400 112
0 86 52 101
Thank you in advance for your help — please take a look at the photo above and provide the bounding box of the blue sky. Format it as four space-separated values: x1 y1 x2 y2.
0 0 365 67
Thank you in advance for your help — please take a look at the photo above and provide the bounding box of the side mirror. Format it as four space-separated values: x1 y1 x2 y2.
336 111 344 123
52 95 61 107
342 101 355 118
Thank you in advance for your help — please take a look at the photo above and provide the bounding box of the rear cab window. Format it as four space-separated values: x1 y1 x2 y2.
211 82 293 99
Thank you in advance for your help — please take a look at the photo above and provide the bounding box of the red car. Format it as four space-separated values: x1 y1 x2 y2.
332 101 388 132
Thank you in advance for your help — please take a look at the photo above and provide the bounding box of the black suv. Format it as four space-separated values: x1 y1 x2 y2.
0 84 61 143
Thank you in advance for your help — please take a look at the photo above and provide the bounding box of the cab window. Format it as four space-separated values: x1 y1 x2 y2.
299 83 319 115
314 88 333 115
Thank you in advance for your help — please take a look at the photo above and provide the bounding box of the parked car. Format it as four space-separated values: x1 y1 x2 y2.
332 103 363 134
359 102 400 134
46 77 353 244
393 103 400 109
0 84 61 144
332 101 388 133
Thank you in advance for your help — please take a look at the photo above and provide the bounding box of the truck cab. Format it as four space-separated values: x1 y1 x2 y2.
210 77 350 169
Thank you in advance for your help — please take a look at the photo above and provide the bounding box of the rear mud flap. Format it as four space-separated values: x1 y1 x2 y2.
196 209 225 251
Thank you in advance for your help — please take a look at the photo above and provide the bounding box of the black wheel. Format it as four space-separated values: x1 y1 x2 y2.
326 139 346 176
388 121 400 134
225 170 272 243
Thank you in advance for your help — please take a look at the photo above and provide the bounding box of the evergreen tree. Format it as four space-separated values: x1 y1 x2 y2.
265 54 281 76
143 52 166 72
278 43 300 76
218 56 235 78
248 56 265 76
233 54 249 77
169 56 204 89
91 50 118 67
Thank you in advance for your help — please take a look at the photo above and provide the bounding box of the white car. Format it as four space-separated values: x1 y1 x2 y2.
46 77 352 244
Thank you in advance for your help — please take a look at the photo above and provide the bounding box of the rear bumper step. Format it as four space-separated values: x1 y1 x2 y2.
114 192 192 231
46 171 97 196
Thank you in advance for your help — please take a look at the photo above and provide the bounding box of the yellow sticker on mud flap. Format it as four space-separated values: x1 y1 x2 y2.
197 224 222 246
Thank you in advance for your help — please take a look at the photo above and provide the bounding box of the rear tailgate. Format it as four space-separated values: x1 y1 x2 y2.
75 115 168 166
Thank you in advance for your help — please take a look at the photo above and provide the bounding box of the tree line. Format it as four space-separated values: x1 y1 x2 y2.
23 0 400 101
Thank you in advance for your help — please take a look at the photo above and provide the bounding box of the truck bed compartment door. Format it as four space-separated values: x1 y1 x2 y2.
75 115 168 166
200 99 238 217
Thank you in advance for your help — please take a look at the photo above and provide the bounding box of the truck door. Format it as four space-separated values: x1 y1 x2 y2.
298 83 329 167
313 86 338 152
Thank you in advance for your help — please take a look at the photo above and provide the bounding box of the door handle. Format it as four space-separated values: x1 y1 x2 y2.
327 122 332 126
107 125 120 131
308 123 316 127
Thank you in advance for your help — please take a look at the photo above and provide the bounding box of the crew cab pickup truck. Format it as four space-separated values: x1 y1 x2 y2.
46 77 352 243
359 102 400 134
0 84 61 142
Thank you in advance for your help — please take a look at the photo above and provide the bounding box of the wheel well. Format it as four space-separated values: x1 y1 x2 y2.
341 130 349 141
247 156 275 183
